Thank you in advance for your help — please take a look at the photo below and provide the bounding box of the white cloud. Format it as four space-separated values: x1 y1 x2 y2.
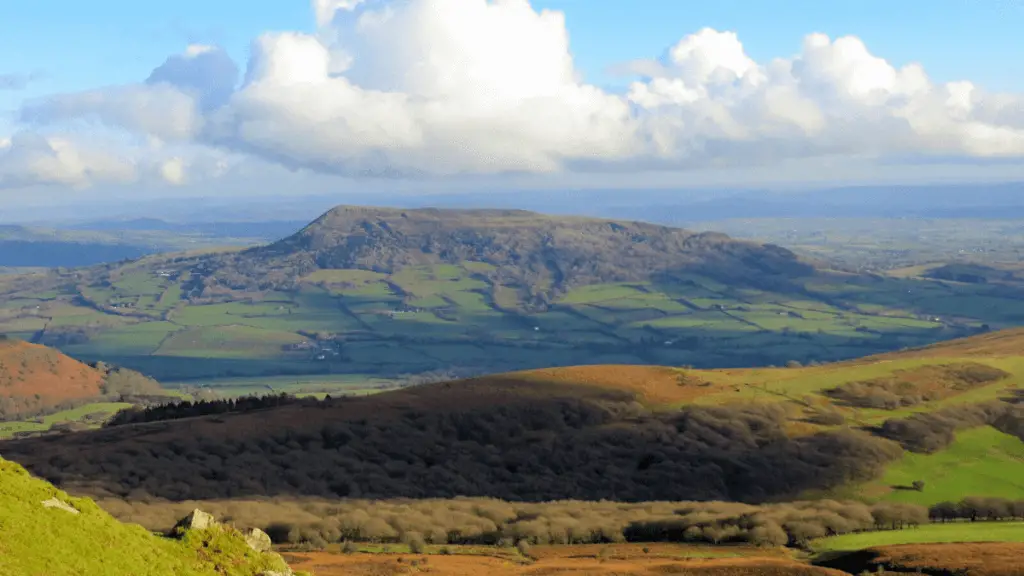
20 43 238 140
0 132 137 189
313 0 366 28
145 43 239 111
158 157 187 185
11 0 1024 187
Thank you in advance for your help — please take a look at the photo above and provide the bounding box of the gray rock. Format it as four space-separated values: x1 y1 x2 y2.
41 497 79 515
243 527 273 552
174 508 217 532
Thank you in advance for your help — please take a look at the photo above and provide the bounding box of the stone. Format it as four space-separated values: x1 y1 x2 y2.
174 508 217 533
243 527 273 552
41 498 79 515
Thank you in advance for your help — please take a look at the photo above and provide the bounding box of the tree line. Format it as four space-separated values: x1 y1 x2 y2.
929 497 1024 522
101 496 930 550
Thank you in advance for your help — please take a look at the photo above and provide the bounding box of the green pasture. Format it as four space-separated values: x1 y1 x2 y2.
868 427 1024 505
812 521 1024 553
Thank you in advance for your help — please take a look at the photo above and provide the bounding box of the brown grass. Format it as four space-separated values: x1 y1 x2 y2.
282 546 847 576
472 366 724 406
0 340 104 405
847 542 1024 575
861 327 1024 361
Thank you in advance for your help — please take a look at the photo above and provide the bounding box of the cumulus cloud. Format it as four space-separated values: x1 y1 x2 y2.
0 132 137 189
0 131 231 190
313 0 366 28
145 44 239 111
12 0 1024 183
20 43 237 141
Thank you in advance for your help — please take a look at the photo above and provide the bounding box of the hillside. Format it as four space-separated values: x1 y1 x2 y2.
0 338 172 439
3 327 1021 508
2 206 1020 387
0 338 107 417
0 456 298 576
236 206 813 299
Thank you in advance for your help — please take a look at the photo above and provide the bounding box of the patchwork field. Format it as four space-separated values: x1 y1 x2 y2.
1 258 1015 390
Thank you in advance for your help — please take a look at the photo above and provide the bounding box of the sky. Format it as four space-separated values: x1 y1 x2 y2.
2 0 1024 208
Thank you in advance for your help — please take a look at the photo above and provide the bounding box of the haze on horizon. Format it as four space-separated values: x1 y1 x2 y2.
2 0 1024 212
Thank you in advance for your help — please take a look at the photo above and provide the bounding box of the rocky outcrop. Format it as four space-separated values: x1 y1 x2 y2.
172 509 293 575
244 527 273 552
173 508 216 532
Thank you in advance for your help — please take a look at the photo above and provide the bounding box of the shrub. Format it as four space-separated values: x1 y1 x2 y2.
404 532 426 554
516 540 532 557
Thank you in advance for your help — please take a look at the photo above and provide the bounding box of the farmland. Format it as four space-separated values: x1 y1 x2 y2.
0 255 1014 390
0 401 132 439
5 207 1024 394
812 521 1024 553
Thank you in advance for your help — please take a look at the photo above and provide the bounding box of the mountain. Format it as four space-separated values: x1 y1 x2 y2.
209 205 813 303
0 338 168 425
0 457 299 576
1 205 1020 383
4 327 1021 508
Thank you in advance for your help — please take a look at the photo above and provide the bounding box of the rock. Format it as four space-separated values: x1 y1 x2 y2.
259 570 292 576
41 497 79 515
174 508 217 533
243 527 273 552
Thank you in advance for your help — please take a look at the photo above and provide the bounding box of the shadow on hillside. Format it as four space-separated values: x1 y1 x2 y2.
1 380 902 504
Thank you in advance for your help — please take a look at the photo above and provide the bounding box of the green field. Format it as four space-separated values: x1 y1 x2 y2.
0 259 1008 384
812 521 1024 553
871 427 1024 505
164 373 401 398
5 210 1024 388
0 402 133 439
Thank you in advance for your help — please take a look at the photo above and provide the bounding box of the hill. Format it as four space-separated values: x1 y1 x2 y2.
2 327 1021 507
0 456 299 576
1 206 1019 388
0 338 107 417
0 338 173 437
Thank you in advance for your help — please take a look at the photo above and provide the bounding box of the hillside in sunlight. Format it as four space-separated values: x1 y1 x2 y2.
1 327 1021 509
0 457 299 576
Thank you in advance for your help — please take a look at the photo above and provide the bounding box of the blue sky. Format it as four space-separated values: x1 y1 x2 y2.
2 0 1024 204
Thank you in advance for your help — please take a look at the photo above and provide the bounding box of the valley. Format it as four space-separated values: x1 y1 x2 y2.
1 207 1018 397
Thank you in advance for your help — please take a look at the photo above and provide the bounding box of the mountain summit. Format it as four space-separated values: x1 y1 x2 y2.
209 206 812 303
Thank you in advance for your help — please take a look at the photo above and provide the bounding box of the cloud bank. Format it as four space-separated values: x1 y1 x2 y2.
7 0 1024 190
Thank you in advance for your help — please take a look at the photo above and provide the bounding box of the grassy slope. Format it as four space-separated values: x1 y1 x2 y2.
872 426 1024 505
0 457 296 576
478 330 1024 503
0 339 106 403
0 401 132 439
812 522 1024 553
